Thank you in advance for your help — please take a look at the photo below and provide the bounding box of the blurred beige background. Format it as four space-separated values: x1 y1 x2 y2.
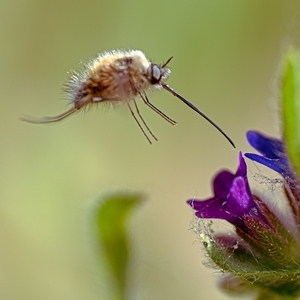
1 0 300 299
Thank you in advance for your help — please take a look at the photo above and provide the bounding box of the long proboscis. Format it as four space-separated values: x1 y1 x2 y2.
161 82 236 148
20 107 78 124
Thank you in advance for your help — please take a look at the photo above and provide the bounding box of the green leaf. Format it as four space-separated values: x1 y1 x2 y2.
94 193 143 300
282 48 300 178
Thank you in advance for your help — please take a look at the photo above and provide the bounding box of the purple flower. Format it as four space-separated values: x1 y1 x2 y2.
245 131 293 178
186 49 300 298
187 153 264 230
187 150 300 298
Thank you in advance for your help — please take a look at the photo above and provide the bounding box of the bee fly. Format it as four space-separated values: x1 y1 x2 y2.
21 49 235 148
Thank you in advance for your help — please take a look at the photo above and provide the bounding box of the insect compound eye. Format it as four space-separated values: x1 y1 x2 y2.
150 64 163 84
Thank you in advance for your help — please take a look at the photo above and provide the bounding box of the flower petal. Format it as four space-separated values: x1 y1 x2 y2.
245 131 292 178
187 153 256 225
246 131 285 159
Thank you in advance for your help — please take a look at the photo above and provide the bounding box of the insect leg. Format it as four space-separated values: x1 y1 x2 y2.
127 102 152 144
20 107 79 124
139 91 177 125
132 99 158 141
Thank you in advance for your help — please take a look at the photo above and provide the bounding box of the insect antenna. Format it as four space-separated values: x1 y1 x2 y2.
161 56 174 68
20 107 78 124
160 82 236 148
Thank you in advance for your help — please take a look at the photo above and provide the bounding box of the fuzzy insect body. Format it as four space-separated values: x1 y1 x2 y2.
67 50 163 108
21 49 235 147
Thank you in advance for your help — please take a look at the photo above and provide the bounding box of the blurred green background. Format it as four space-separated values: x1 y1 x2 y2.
1 0 300 299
